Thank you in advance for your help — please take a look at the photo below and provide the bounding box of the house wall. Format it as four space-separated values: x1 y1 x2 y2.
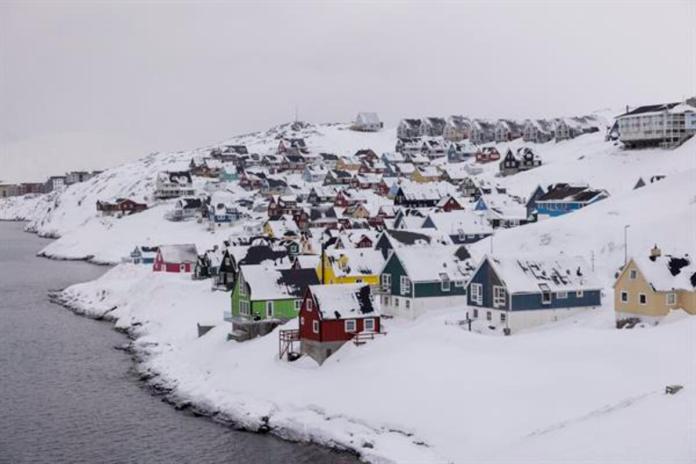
471 305 592 332
613 260 696 321
381 294 468 319
510 290 601 310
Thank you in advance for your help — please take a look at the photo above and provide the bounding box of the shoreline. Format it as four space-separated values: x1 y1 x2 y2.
47 289 367 463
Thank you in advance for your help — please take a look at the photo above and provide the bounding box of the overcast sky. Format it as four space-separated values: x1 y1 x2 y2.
1 0 694 181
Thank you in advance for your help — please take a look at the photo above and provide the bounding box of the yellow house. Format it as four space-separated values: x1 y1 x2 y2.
614 245 696 326
315 248 384 285
411 166 442 184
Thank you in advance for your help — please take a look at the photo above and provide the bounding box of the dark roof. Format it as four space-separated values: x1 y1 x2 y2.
310 207 337 220
332 170 352 178
277 268 320 297
224 145 249 154
285 154 305 162
320 152 339 160
240 245 288 265
180 197 203 209
387 229 432 245
617 102 681 118
166 171 192 184
538 183 605 203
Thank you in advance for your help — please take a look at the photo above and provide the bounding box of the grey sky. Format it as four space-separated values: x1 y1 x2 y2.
1 1 694 180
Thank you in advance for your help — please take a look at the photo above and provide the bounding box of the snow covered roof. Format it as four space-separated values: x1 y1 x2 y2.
632 249 696 291
355 112 381 125
393 245 474 282
158 171 192 185
485 255 601 294
325 248 385 277
241 264 319 300
423 210 493 235
310 284 378 320
537 184 608 204
158 244 198 264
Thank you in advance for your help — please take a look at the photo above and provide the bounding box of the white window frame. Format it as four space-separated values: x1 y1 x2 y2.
441 276 451 292
666 292 676 306
639 293 647 305
306 299 313 311
405 299 411 309
400 275 410 295
455 280 465 288
312 320 319 334
266 301 274 318
344 319 356 333
576 290 584 298
471 283 483 304
294 299 301 311
493 285 506 308
364 318 375 332
557 291 568 299
621 291 628 303
381 273 391 290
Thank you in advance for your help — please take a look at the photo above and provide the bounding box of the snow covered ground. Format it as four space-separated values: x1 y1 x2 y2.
3 120 696 462
57 264 696 463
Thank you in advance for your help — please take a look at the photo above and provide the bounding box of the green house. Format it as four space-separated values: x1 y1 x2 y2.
231 264 319 321
379 245 474 320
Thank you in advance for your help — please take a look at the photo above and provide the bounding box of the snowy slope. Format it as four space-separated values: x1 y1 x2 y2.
58 265 696 463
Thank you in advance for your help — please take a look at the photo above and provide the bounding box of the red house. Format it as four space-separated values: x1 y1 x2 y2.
96 198 148 216
299 284 382 364
436 195 464 212
153 244 198 273
475 147 501 163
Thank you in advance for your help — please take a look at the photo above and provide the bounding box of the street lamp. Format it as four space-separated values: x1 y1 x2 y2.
624 224 631 265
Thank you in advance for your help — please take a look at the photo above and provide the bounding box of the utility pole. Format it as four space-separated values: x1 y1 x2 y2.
624 225 630 265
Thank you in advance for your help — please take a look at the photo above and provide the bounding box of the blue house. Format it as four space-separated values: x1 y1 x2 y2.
466 255 602 334
525 185 546 218
534 183 609 219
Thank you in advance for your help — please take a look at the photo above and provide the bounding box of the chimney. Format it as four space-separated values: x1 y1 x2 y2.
650 244 661 260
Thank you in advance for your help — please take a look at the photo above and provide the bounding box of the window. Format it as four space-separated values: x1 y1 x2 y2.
493 286 506 307
405 299 411 309
306 299 313 311
294 299 301 311
500 312 506 323
266 301 274 318
639 293 647 305
312 320 319 334
473 309 479 318
180 264 186 272
471 283 483 304
666 293 676 305
486 311 492 321
540 284 551 304
400 275 411 295
381 273 391 290
300 316 304 325
455 280 464 288
621 291 628 303
629 270 637 280
345 319 356 333
441 275 451 292
395 297 400 307
557 291 568 299
364 318 375 332
576 290 584 298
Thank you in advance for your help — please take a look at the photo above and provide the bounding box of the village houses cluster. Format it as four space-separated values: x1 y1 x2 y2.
93 100 696 365
0 170 102 199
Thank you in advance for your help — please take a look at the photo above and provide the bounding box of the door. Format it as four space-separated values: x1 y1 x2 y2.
266 301 274 318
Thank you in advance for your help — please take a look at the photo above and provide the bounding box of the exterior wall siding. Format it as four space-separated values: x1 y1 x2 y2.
510 290 601 311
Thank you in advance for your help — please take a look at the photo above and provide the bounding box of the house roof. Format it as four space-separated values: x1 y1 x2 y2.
616 102 682 118
424 210 493 235
325 248 385 277
537 183 608 203
158 244 198 264
159 171 192 185
356 112 381 125
632 250 696 291
393 245 474 282
485 254 601 294
241 265 318 300
310 284 378 320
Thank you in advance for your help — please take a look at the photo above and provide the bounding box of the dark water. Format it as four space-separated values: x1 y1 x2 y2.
0 222 357 464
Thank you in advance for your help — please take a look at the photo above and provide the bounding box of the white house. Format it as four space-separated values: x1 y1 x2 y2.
352 112 383 132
